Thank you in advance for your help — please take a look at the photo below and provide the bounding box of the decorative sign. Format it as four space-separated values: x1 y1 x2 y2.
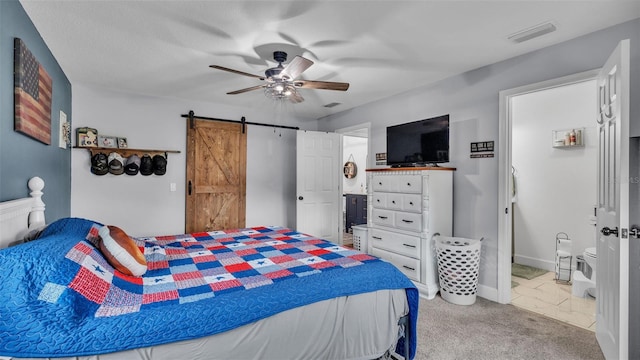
470 141 495 159
470 153 495 158
470 141 494 153
376 152 387 165
14 38 52 145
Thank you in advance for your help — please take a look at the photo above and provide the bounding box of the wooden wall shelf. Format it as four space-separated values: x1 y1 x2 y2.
74 147 180 158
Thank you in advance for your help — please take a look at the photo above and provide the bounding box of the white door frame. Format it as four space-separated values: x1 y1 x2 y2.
497 69 600 304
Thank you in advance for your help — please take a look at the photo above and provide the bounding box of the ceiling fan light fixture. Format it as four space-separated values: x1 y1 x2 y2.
264 81 297 100
508 21 557 43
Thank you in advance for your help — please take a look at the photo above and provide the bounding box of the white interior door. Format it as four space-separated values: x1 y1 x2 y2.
595 39 630 360
296 130 342 243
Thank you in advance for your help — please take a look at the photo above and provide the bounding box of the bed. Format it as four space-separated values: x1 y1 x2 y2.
0 177 418 360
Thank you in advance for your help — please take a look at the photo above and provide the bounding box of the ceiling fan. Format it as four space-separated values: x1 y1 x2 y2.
210 51 349 103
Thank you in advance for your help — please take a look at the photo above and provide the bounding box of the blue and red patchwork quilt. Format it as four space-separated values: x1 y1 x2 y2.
0 217 418 358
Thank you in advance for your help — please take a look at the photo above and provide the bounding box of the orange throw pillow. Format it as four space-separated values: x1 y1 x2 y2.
98 225 147 276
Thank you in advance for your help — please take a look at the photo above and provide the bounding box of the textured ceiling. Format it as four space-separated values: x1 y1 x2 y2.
20 1 640 120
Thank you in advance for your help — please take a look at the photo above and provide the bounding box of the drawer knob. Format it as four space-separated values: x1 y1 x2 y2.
392 200 396 204
407 182 411 186
409 201 414 205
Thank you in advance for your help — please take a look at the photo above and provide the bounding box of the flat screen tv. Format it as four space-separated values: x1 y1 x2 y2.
386 114 449 167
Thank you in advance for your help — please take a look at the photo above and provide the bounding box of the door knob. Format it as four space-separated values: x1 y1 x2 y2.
601 226 619 237
298 196 303 200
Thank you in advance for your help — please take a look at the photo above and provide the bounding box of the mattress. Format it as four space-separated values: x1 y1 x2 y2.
10 289 408 360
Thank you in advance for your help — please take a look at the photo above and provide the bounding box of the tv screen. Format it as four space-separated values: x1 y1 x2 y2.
386 114 449 167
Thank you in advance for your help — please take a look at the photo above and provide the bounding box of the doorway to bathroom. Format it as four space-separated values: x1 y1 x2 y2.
336 124 370 247
502 71 599 330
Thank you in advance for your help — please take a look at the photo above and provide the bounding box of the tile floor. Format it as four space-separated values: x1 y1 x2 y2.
511 271 596 332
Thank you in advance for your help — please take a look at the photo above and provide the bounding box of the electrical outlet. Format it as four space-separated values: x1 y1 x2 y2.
170 183 177 192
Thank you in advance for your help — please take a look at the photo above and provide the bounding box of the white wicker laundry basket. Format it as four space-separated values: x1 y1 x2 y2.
435 235 482 305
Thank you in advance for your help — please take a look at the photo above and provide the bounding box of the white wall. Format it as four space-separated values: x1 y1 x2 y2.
342 136 368 194
512 80 597 271
71 84 317 237
318 19 639 294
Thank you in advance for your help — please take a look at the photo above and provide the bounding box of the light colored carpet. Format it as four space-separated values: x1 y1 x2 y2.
415 295 604 360
511 263 548 280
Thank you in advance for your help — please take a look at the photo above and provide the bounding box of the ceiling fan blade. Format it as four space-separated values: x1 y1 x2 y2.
280 56 314 80
227 85 265 95
210 65 265 80
295 80 349 91
289 91 305 103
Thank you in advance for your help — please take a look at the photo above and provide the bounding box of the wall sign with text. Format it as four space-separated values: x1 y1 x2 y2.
470 141 494 158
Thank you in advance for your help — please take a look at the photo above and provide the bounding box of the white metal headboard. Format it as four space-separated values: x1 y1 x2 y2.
0 177 46 249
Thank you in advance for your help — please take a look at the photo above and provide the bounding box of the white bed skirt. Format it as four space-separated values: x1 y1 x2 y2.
11 289 408 360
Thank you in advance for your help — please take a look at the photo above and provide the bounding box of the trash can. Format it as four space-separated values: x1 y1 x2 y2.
351 225 368 252
435 235 482 305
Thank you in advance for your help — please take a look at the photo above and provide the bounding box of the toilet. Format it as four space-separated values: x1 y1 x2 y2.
572 247 597 298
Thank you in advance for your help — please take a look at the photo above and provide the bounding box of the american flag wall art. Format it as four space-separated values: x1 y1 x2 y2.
14 38 52 145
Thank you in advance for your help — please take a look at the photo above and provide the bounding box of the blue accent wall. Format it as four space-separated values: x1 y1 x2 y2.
0 0 71 221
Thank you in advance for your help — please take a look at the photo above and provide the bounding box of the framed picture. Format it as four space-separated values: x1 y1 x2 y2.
14 38 52 145
117 137 128 149
98 135 117 148
76 127 98 147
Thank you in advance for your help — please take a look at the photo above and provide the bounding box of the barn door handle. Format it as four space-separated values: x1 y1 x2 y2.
188 181 192 195
601 226 618 237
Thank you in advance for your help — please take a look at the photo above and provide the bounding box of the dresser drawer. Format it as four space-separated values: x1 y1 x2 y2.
394 211 423 232
372 209 394 227
372 193 387 209
369 228 420 258
400 193 422 213
372 175 395 192
386 193 403 210
370 247 421 282
396 175 422 193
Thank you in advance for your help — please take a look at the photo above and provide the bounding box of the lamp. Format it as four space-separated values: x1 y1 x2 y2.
264 79 298 100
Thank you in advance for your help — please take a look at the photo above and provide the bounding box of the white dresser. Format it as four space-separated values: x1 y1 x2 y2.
366 168 454 299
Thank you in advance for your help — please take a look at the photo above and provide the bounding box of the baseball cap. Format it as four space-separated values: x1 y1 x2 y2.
108 152 125 175
91 153 109 175
140 154 153 176
124 154 141 175
153 155 167 176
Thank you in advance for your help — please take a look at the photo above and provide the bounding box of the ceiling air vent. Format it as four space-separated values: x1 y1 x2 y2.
508 21 557 43
323 102 342 108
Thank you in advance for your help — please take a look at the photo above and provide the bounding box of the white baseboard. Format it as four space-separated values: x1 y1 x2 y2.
513 255 556 272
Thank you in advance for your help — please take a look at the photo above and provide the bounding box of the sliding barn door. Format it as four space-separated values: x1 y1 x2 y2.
186 119 246 233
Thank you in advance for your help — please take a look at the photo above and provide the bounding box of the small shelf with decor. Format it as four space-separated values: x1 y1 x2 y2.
73 147 180 158
552 128 584 148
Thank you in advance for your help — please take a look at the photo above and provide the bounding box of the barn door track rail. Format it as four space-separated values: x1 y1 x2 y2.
182 110 300 134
